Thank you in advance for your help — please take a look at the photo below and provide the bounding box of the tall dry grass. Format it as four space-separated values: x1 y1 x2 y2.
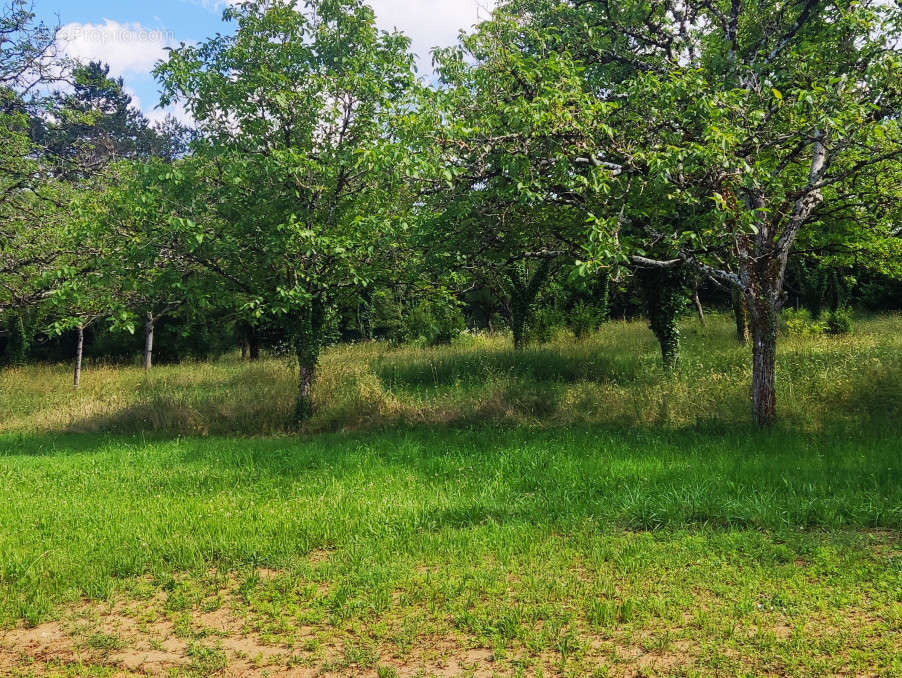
1 314 900 436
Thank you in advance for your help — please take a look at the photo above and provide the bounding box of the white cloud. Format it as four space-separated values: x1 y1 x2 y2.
123 85 144 110
369 0 494 74
191 0 496 74
58 2 496 119
122 85 193 127
57 20 175 75
146 101 194 127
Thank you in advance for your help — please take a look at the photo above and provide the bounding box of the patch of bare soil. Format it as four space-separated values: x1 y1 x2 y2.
3 568 886 677
0 594 509 677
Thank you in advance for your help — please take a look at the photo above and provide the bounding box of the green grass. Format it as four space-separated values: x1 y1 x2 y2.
1 427 901 675
1 313 900 436
0 314 900 675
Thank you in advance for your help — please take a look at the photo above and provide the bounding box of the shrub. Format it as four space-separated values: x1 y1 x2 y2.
401 300 465 346
2 313 30 367
782 308 826 337
825 307 853 335
569 300 601 339
529 306 566 344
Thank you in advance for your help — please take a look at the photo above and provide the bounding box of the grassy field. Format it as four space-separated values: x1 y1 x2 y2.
0 315 901 676
2 314 901 437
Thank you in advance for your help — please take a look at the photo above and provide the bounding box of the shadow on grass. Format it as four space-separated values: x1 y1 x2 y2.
2 419 901 530
371 347 648 390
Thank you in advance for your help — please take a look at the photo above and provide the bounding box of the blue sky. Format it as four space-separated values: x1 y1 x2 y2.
36 0 494 123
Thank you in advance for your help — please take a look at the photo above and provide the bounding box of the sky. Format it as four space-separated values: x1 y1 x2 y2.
35 0 495 124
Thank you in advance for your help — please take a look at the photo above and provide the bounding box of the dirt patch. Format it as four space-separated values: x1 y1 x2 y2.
1 622 72 664
1 569 895 677
0 595 504 678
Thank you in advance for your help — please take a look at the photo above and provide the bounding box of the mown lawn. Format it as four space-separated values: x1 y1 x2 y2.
0 315 901 676
1 426 900 676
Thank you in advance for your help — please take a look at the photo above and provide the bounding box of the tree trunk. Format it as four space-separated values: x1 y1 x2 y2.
144 312 154 372
510 298 528 350
507 259 553 351
73 324 84 389
732 289 750 345
636 266 687 372
293 300 325 423
241 324 260 361
296 360 316 422
749 296 779 426
597 269 611 323
248 326 260 361
692 283 706 327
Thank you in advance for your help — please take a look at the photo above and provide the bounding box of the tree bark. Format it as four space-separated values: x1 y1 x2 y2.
241 323 260 360
510 298 528 350
249 329 260 360
692 285 706 327
294 300 325 423
296 360 316 422
144 312 154 372
749 299 778 426
732 289 750 345
636 266 687 372
597 269 611 323
73 324 84 389
507 259 553 351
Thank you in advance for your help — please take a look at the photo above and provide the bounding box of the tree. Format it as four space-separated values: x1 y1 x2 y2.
64 158 223 373
0 1 71 319
497 0 902 424
0 0 62 93
413 12 609 350
37 61 172 170
154 0 417 420
21 58 194 382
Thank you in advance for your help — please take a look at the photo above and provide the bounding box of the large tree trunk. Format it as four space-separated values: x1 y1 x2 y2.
73 324 84 389
749 298 778 426
144 312 154 372
293 300 325 423
510 298 528 350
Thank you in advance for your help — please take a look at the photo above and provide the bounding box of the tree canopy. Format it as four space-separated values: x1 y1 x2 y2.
2 0 901 426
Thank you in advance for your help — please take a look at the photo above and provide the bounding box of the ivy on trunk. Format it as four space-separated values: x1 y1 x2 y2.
636 266 688 372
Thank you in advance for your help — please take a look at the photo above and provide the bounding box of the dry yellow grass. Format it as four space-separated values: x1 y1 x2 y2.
1 313 900 436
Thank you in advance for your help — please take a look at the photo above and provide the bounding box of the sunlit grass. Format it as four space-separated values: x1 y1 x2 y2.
2 313 900 436
0 427 900 675
0 314 900 675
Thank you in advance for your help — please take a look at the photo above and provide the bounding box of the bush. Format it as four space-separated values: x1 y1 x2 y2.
569 300 602 339
402 300 465 346
825 307 853 335
529 306 566 344
2 313 30 367
782 308 826 337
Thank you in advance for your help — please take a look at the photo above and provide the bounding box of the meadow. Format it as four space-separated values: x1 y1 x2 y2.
0 315 900 676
